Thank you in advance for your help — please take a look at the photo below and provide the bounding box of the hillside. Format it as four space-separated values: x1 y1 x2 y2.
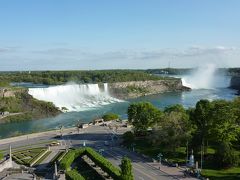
0 86 60 123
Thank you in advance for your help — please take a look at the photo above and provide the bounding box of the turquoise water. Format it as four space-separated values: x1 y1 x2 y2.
0 87 237 138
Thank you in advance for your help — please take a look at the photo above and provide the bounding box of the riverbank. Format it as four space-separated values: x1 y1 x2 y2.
0 86 61 124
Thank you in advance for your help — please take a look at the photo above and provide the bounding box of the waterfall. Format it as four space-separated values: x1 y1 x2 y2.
181 64 230 89
28 83 121 112
104 83 109 94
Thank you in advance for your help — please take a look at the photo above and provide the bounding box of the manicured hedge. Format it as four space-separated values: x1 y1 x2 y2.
66 169 85 180
59 150 77 171
85 147 121 179
60 148 121 179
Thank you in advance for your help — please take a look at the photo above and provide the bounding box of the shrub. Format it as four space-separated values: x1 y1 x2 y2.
66 169 85 180
102 113 119 121
214 142 239 168
60 148 121 179
0 151 4 160
120 157 134 180
85 147 121 179
59 150 77 171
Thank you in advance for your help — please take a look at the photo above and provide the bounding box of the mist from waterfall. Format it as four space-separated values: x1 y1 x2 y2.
28 83 121 112
181 64 231 89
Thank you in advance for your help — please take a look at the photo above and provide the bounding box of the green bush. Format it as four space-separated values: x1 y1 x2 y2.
66 169 85 180
120 157 134 180
102 113 119 121
214 142 239 168
85 147 121 179
59 150 77 171
0 151 4 160
60 148 121 179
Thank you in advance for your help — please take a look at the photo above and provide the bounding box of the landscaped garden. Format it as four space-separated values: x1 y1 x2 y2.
12 147 50 167
60 147 133 180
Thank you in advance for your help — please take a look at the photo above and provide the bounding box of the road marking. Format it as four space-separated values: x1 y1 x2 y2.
104 150 156 180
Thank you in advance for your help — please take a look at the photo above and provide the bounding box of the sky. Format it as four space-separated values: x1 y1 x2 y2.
0 0 240 71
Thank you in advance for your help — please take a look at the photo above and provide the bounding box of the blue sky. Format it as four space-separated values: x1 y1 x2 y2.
0 0 240 70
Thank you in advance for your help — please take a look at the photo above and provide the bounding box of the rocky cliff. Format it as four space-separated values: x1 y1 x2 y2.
108 79 190 99
230 76 240 95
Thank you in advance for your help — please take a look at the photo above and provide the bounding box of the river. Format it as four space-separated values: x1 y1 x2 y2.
0 84 237 139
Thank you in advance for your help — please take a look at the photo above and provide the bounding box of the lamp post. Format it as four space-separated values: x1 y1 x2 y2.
186 140 189 165
131 143 136 152
99 149 104 155
157 153 163 165
59 125 63 137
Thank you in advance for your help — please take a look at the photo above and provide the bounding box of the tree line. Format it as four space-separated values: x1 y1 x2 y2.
126 98 240 168
0 70 167 85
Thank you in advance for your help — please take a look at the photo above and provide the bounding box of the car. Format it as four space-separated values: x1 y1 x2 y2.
50 142 60 146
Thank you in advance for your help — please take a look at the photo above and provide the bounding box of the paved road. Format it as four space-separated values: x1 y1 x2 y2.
102 147 174 180
0 124 191 180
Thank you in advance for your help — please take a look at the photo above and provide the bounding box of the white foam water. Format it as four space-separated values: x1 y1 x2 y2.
181 64 230 89
28 83 122 112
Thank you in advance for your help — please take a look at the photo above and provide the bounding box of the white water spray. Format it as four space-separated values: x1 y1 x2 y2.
181 64 230 89
28 83 121 112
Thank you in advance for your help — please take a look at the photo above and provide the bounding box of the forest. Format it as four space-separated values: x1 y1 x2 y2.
0 70 166 85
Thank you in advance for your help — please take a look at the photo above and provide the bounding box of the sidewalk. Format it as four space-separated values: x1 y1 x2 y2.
148 162 198 180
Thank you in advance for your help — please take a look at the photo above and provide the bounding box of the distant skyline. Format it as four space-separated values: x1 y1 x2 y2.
0 0 240 70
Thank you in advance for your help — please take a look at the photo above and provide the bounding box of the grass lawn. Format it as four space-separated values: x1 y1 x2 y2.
133 138 186 164
201 167 240 180
131 138 240 180
12 147 47 166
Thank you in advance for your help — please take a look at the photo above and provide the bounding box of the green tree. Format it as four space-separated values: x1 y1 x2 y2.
210 100 240 144
214 141 239 168
120 157 134 180
102 113 119 121
164 104 186 114
128 102 163 133
190 100 213 152
122 131 135 146
150 105 191 151
232 97 240 125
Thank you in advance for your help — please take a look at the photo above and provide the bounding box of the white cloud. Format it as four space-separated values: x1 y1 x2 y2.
0 46 239 70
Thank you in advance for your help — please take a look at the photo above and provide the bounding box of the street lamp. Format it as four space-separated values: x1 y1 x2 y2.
99 149 104 155
131 143 136 152
157 153 163 165
59 125 63 137
186 140 189 165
